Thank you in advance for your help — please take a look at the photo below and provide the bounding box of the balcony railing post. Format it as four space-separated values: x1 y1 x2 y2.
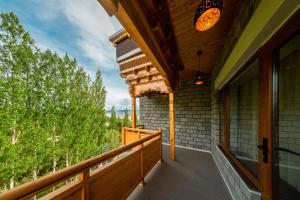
121 124 125 145
80 169 90 200
140 142 145 187
158 128 163 162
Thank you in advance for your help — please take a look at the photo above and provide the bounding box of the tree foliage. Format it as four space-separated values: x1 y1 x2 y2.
0 12 124 191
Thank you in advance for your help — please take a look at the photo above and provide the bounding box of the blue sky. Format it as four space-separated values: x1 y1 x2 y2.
0 0 132 110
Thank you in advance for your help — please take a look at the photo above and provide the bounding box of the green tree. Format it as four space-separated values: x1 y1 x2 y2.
0 12 112 191
109 106 117 130
123 108 130 127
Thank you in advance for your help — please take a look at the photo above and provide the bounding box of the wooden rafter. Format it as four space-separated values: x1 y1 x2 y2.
100 0 184 91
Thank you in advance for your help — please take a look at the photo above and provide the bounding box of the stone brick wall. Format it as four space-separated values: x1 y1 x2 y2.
139 80 211 151
213 146 261 200
139 93 169 142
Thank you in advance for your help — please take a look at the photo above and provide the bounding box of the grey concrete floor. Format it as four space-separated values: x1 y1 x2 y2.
128 145 232 200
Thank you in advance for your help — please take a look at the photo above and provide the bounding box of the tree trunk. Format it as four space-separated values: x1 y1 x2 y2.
9 121 18 190
9 177 14 189
33 168 37 200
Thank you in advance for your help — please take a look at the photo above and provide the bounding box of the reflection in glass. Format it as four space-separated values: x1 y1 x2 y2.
275 33 300 200
229 59 259 176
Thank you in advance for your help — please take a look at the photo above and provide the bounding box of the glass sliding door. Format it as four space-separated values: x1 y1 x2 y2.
274 32 300 200
229 59 260 177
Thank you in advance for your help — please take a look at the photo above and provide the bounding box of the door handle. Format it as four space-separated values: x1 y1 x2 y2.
258 137 268 163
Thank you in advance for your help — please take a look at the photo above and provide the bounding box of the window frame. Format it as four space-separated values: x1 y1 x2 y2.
219 56 260 189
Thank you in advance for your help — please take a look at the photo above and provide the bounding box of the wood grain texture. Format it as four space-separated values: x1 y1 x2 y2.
167 0 240 79
169 92 175 160
89 151 142 200
0 130 161 200
40 181 82 200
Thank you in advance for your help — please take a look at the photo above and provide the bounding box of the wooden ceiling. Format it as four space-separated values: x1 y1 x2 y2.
100 0 241 90
168 0 240 80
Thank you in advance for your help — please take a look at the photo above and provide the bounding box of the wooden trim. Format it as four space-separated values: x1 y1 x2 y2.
80 169 90 200
258 52 273 200
40 181 83 200
169 92 175 160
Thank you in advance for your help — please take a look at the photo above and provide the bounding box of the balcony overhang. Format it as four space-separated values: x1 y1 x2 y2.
109 30 169 97
99 0 184 92
99 0 240 91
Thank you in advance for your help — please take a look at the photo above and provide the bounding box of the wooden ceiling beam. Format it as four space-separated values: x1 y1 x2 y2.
112 0 183 92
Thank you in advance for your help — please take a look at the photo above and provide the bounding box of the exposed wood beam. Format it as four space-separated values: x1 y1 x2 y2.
97 0 118 16
169 92 175 160
114 0 180 92
131 94 136 128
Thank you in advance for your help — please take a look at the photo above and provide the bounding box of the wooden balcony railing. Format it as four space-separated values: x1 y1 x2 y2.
0 128 162 200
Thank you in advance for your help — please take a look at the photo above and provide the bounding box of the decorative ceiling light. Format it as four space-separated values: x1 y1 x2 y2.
195 50 205 85
194 0 223 32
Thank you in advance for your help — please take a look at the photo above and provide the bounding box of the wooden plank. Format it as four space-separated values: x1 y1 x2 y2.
143 140 161 175
40 181 82 200
125 134 140 145
80 169 90 200
169 92 175 160
89 150 142 200
123 127 159 134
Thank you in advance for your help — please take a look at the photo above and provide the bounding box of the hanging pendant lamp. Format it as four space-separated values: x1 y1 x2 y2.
194 0 223 32
195 50 205 85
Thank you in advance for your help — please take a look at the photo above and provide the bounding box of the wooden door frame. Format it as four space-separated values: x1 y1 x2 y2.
259 9 300 200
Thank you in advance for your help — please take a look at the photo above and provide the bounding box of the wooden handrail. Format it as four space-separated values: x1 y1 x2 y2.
123 127 158 134
0 130 161 200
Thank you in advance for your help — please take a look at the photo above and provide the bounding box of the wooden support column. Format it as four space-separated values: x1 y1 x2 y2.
131 96 136 128
169 92 175 160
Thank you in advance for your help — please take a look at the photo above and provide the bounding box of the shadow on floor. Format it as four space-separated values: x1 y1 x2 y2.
128 145 232 200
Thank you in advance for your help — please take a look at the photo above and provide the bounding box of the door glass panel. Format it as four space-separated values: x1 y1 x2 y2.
229 59 259 176
275 33 300 199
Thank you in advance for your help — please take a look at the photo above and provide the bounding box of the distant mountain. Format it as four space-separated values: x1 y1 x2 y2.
106 109 139 119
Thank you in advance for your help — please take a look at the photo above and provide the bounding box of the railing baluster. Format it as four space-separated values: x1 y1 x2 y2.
158 128 163 162
140 142 145 187
80 169 90 200
122 125 125 145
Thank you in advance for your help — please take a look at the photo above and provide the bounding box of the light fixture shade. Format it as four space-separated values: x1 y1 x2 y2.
195 72 205 85
194 0 223 32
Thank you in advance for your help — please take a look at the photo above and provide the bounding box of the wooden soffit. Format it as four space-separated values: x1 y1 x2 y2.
167 0 240 80
98 0 183 92
120 54 169 97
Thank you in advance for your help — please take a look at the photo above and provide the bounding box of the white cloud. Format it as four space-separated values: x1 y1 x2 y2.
47 0 121 69
106 87 131 109
24 0 130 110
46 0 129 109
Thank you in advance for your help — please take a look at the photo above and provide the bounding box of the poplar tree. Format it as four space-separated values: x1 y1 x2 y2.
0 12 116 191
123 108 130 127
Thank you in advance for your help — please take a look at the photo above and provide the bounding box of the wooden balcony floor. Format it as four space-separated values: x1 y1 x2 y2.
128 145 232 200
